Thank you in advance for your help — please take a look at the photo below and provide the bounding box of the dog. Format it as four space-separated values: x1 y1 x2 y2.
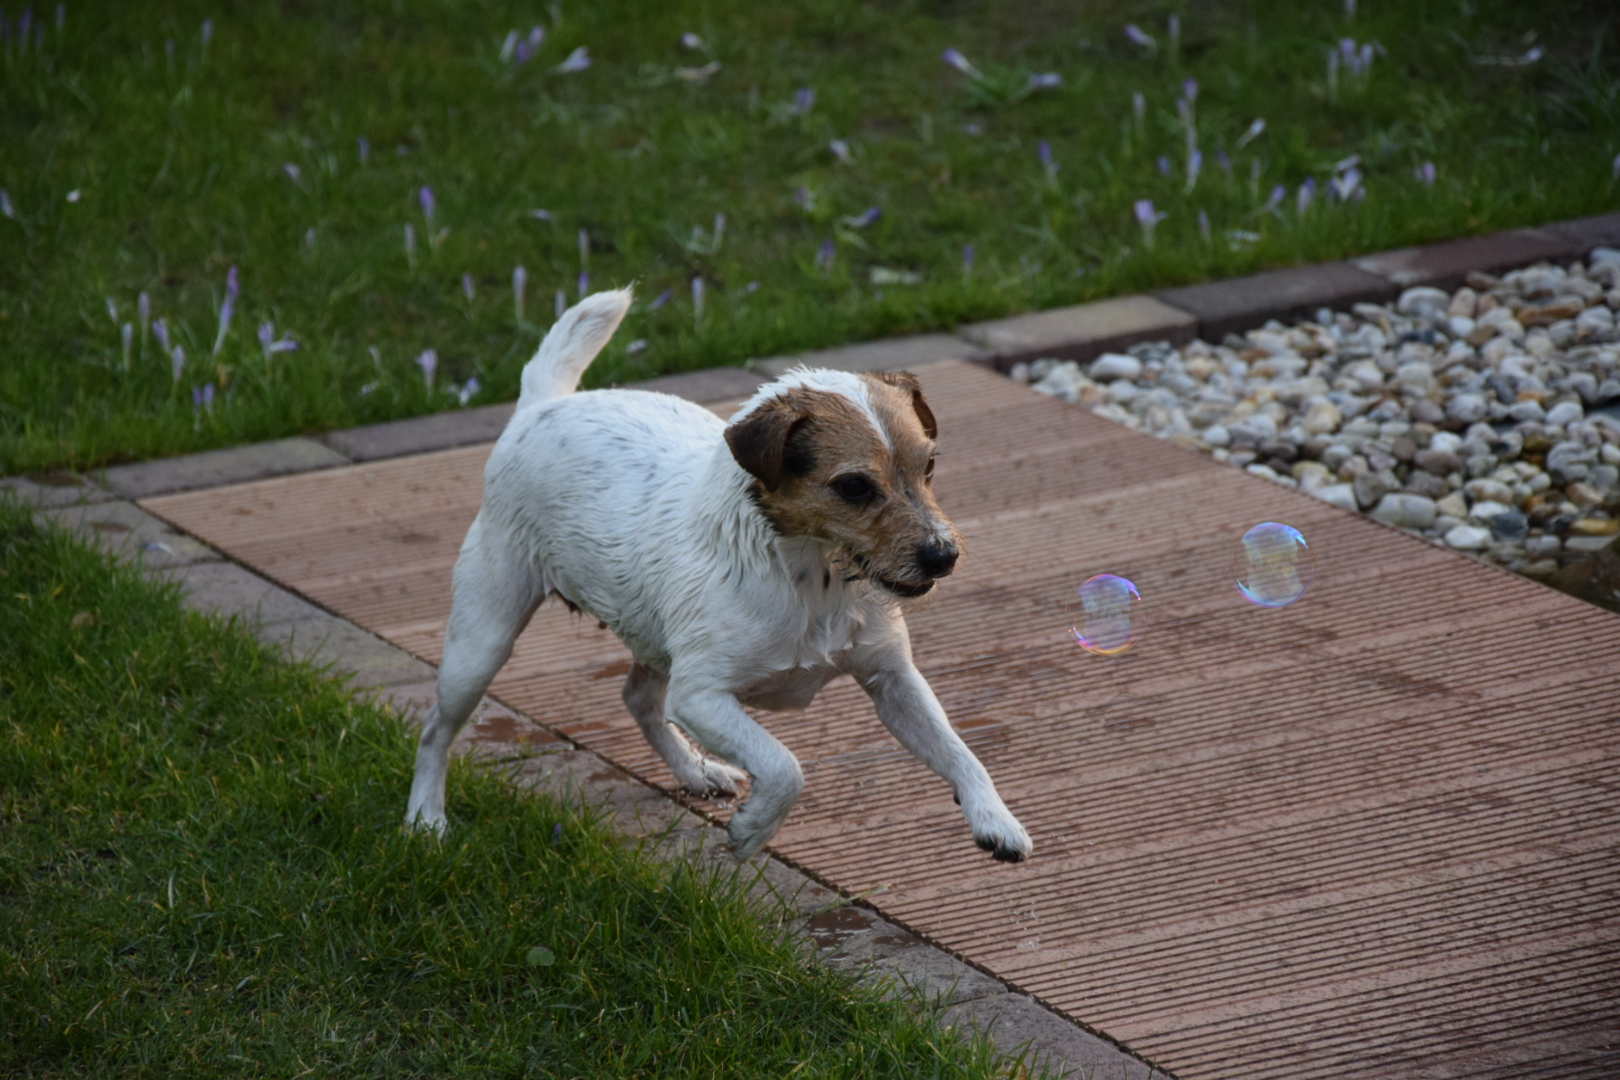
404 288 1032 862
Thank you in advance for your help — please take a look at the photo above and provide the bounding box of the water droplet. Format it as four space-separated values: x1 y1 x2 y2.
1070 574 1144 655
1233 523 1315 608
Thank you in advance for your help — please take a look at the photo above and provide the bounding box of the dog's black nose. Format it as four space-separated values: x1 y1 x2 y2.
916 538 959 579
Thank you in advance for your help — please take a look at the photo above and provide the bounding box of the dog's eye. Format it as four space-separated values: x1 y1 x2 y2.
925 455 936 481
831 475 877 503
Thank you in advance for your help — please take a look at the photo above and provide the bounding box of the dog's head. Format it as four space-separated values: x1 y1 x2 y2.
724 369 963 598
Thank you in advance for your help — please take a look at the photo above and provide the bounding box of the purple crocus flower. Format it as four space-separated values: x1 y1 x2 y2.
1331 168 1362 201
55 4 64 31
1236 118 1265 148
555 289 566 318
531 209 553 221
462 272 476 302
555 46 590 73
1182 78 1198 103
19 8 31 42
0 189 12 218
815 238 835 270
357 137 370 165
1168 13 1180 48
203 383 215 411
792 86 816 114
1038 140 1056 176
793 186 812 210
1296 177 1316 215
1133 199 1166 247
527 25 544 50
105 296 118 324
681 31 702 49
1132 91 1146 130
257 321 298 358
746 281 759 293
212 265 238 356
962 243 975 274
415 349 437 390
513 265 527 319
138 292 151 341
170 344 186 384
1198 210 1211 243
201 18 212 48
1217 150 1232 174
457 376 481 406
419 186 436 227
514 40 532 64
153 318 171 352
404 224 417 268
283 162 300 182
843 206 882 228
691 276 705 320
828 139 852 164
941 48 979 77
1265 184 1286 211
577 270 589 297
649 289 672 310
577 228 590 265
192 386 203 413
120 322 133 366
1611 152 1619 180
1157 155 1171 176
1123 24 1155 50
1185 149 1203 191
1027 72 1061 90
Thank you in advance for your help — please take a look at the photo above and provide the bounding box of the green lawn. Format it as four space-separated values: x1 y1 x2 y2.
2 0 1617 472
0 498 1028 1079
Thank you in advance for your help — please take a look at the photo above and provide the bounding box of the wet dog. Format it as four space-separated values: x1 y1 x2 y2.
404 289 1031 861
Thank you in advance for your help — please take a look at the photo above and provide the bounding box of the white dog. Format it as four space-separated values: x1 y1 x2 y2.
404 288 1032 862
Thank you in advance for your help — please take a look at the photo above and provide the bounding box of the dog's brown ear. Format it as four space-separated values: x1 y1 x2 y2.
874 370 938 440
725 400 805 492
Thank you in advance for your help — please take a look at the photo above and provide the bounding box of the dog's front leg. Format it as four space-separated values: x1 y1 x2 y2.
856 654 1033 862
665 679 803 860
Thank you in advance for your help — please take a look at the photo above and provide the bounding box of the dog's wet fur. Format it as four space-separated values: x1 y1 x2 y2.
402 288 1032 863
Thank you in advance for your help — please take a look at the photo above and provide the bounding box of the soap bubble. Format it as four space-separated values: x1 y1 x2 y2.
1233 523 1315 608
1070 574 1144 655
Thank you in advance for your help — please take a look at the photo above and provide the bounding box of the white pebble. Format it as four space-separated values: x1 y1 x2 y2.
1089 353 1143 381
1444 524 1492 550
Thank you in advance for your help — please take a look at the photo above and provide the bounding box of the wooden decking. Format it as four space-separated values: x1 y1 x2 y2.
145 360 1620 1080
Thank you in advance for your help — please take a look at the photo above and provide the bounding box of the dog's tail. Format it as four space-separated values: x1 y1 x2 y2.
517 287 634 408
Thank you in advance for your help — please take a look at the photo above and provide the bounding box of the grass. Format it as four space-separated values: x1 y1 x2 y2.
1 0 1618 473
0 497 1032 1079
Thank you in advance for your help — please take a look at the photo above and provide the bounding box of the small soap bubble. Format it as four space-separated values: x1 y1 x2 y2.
1070 574 1144 655
1233 523 1315 608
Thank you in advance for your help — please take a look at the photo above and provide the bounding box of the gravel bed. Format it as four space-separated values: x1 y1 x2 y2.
1010 249 1620 607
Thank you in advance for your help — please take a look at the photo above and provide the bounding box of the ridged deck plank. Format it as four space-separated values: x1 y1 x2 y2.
144 361 1620 1080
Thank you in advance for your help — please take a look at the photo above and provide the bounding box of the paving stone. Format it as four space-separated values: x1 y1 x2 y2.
802 902 1006 1006
1352 228 1583 290
255 614 435 688
939 994 1163 1080
621 365 769 402
1156 261 1395 342
322 403 518 462
377 680 570 757
1543 211 1620 253
508 749 698 837
40 500 220 570
151 559 329 625
0 471 114 508
101 437 349 499
958 296 1197 370
751 332 988 378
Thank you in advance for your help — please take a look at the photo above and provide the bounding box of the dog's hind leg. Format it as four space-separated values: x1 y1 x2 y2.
665 681 804 859
405 513 544 833
622 664 748 797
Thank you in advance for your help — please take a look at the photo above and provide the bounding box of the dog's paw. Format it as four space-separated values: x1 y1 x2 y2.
969 812 1033 863
403 812 449 837
725 804 781 861
677 758 748 798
